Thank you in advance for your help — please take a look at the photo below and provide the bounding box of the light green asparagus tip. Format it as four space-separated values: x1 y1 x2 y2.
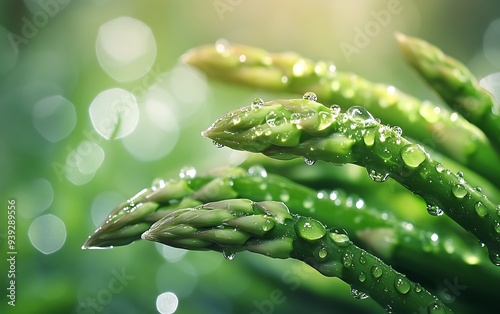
202 95 500 265
142 199 453 314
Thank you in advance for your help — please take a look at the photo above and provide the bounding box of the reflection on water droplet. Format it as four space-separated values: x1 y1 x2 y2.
318 247 328 259
342 251 354 268
436 163 445 172
371 265 383 279
394 276 411 294
302 92 317 101
265 111 287 127
329 232 350 248
368 169 389 183
304 158 316 166
330 104 341 116
452 184 468 199
400 144 426 168
213 140 224 148
251 98 264 109
346 106 376 127
426 204 443 216
223 249 236 260
391 126 402 136
156 291 179 314
358 271 366 282
427 302 448 314
475 202 488 217
489 250 500 266
295 217 326 241
350 287 369 299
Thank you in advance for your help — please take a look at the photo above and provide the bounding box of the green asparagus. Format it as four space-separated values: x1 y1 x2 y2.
142 199 453 314
202 96 500 265
396 33 500 151
182 42 500 186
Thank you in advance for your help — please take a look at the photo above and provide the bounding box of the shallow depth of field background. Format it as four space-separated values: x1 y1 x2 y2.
1 1 500 313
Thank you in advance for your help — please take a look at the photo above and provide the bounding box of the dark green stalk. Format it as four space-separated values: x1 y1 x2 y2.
202 96 500 265
182 42 500 186
396 33 500 151
142 199 453 314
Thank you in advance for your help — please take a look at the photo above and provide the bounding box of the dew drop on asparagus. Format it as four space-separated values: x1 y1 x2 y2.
302 91 317 102
223 249 236 260
295 217 326 241
394 276 411 294
400 144 426 168
350 287 369 299
426 204 444 216
368 169 389 183
474 202 488 217
329 232 350 247
251 98 264 109
451 184 467 199
371 265 383 279
212 140 224 148
346 106 376 126
358 271 367 282
392 126 403 136
179 166 197 179
342 251 354 268
304 157 316 166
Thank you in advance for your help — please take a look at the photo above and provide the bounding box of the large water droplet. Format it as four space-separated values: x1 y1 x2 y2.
391 126 403 136
304 158 316 166
350 288 369 299
371 265 383 279
475 202 488 217
302 92 317 101
435 163 445 173
400 144 426 168
179 166 197 179
251 98 264 109
489 251 500 266
223 249 236 260
368 169 389 183
330 105 341 116
426 204 443 216
318 247 328 259
346 106 376 127
329 232 350 248
363 128 376 146
290 113 302 124
295 217 326 241
317 111 334 130
427 302 448 314
394 277 411 294
451 184 467 199
212 140 224 148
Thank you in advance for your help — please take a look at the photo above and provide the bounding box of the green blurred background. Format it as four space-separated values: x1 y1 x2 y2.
1 1 500 313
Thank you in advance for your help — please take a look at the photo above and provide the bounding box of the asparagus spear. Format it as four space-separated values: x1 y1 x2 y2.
142 199 453 314
396 33 500 151
202 96 500 265
182 42 500 186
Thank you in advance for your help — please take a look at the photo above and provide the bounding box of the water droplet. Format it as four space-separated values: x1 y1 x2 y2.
350 288 369 299
265 111 287 127
392 126 402 136
223 249 236 260
302 92 317 101
215 38 229 53
426 204 443 216
475 186 482 193
248 165 267 178
212 140 224 148
427 302 448 314
496 205 500 216
317 111 334 130
400 144 426 168
435 163 445 173
329 232 350 247
359 254 366 264
394 276 411 294
295 217 326 241
363 128 376 146
261 219 274 232
290 113 301 124
474 202 488 217
488 251 500 266
346 106 376 127
179 166 197 179
371 265 383 279
451 184 467 199
330 104 341 116
304 158 316 166
368 169 389 183
151 178 166 191
318 247 328 259
232 115 241 125
251 98 264 109
358 271 366 282
494 222 500 234
342 251 354 268
456 171 464 179
414 283 423 293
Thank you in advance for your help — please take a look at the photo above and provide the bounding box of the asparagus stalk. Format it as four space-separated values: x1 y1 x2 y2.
182 42 500 186
396 33 500 151
142 199 453 314
202 96 500 265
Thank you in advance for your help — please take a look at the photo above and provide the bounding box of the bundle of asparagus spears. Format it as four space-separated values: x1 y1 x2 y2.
84 34 500 314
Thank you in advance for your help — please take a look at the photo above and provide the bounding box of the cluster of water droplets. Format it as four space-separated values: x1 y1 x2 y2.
179 166 197 180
